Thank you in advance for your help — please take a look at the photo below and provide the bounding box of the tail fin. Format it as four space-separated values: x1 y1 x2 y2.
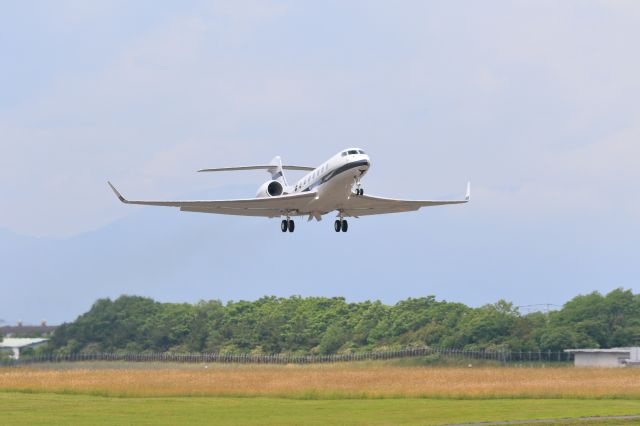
268 156 287 186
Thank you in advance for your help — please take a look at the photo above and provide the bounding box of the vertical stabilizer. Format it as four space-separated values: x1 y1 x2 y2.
268 156 287 186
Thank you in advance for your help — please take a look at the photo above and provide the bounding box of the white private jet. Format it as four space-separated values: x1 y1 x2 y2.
108 148 470 233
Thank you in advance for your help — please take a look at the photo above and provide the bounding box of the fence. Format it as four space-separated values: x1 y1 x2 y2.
1 346 574 366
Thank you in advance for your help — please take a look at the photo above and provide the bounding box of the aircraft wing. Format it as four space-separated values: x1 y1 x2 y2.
108 182 317 218
342 183 470 217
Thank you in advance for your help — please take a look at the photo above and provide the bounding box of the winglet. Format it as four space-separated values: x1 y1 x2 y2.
107 181 128 203
465 182 471 201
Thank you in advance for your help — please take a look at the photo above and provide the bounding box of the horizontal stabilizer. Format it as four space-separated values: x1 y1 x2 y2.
198 165 315 172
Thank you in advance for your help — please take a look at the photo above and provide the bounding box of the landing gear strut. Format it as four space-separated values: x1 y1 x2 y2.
281 217 295 233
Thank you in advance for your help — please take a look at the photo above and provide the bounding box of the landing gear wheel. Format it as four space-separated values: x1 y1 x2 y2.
341 219 348 232
288 220 295 233
359 188 364 196
281 220 288 232
334 220 341 232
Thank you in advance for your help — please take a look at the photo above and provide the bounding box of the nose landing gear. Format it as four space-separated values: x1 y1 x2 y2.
354 177 365 196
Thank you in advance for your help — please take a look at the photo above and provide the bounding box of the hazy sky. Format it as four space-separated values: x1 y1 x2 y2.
1 1 639 324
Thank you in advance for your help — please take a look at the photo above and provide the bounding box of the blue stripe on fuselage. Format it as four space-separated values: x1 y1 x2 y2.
300 160 369 193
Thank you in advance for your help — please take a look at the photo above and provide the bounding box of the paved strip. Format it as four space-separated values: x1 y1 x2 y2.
449 414 640 425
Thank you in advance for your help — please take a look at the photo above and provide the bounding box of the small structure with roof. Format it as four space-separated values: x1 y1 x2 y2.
565 347 640 368
0 338 49 360
0 322 58 338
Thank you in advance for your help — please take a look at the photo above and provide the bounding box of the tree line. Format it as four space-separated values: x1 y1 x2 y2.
47 288 640 355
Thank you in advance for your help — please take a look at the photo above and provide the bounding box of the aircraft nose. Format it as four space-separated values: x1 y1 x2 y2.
358 155 370 172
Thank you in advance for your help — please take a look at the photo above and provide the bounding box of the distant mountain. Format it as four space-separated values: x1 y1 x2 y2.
0 184 631 326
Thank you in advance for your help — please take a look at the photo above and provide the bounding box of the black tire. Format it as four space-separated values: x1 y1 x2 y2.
360 188 364 196
288 220 295 233
281 220 288 232
341 220 348 232
334 220 341 232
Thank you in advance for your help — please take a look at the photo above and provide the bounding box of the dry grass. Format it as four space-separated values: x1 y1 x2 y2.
1 363 640 399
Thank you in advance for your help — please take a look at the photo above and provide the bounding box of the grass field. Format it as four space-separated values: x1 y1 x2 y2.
2 393 640 425
2 362 640 399
2 363 640 425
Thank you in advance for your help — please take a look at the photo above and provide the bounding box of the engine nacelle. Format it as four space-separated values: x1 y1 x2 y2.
256 180 284 198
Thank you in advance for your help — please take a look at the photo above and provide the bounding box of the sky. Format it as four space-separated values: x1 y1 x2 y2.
1 0 639 324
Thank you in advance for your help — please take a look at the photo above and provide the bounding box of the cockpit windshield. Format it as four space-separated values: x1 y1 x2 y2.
348 150 358 155
358 150 366 154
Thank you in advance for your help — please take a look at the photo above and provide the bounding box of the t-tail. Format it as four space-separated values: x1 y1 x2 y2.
268 156 288 187
196 157 315 198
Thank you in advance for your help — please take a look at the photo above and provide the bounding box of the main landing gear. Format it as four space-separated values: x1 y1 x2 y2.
334 219 348 232
281 218 295 233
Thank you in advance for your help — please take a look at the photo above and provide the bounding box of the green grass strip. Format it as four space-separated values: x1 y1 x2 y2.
2 393 640 425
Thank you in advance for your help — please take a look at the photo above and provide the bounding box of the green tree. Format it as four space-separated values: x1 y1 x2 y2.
318 324 348 354
48 289 640 355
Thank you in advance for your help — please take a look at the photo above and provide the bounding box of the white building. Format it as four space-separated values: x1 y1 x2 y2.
565 347 640 368
0 338 49 360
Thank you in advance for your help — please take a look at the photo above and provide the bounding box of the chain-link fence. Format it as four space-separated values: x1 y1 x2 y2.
1 346 575 366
